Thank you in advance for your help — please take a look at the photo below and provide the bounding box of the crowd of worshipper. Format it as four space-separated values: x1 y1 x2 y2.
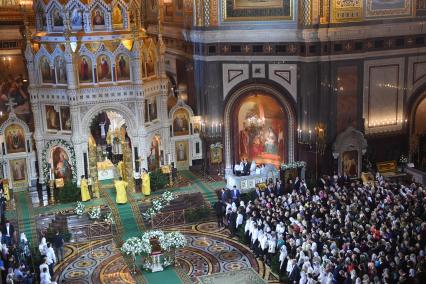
216 174 426 283
0 183 65 284
0 218 34 283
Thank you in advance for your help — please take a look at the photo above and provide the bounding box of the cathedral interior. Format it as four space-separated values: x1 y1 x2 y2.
0 0 426 283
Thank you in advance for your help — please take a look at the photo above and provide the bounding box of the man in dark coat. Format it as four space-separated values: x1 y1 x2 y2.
214 199 225 228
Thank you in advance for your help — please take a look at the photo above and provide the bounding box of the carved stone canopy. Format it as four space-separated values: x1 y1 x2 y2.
332 127 367 159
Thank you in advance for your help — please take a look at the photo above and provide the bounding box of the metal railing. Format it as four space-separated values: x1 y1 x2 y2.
38 220 114 243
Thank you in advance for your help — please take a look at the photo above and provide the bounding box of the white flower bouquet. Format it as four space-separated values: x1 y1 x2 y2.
142 191 175 220
161 191 174 203
103 212 115 224
88 206 101 220
209 142 223 149
121 237 148 256
74 201 85 216
165 232 186 249
281 161 306 170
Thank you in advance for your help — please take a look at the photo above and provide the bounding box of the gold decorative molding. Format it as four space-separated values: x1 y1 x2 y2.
332 0 362 23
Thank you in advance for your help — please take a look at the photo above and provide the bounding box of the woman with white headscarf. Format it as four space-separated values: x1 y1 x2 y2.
20 232 31 259
236 208 244 229
39 237 48 256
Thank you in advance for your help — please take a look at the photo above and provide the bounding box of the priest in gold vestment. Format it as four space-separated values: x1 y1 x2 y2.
141 169 151 196
80 175 91 202
114 177 128 204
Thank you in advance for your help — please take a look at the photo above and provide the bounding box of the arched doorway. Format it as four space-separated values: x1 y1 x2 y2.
412 95 426 170
224 84 296 174
87 111 133 182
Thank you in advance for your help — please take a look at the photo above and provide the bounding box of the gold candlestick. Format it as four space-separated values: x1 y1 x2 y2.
49 180 55 204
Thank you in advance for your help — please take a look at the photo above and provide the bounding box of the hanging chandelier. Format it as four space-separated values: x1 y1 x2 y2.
246 114 265 133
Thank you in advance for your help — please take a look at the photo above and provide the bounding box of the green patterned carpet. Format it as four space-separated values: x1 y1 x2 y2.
104 188 140 239
10 172 227 284
103 187 186 284
14 191 36 244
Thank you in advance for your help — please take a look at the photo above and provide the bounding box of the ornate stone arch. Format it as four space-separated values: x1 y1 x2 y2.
407 83 426 135
0 114 31 137
332 127 367 177
41 139 77 182
224 84 296 174
169 101 194 120
80 103 138 143
78 44 96 62
34 45 52 65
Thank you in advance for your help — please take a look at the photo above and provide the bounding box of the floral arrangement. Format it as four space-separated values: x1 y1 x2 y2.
281 161 306 170
121 237 147 256
209 142 223 149
74 201 85 216
122 230 186 271
163 232 186 250
162 255 173 267
88 206 101 220
142 191 175 220
41 139 77 183
103 212 115 224
162 191 174 203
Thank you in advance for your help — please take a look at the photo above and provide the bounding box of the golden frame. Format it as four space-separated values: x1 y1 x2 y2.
222 0 293 22
233 0 283 9
9 158 28 188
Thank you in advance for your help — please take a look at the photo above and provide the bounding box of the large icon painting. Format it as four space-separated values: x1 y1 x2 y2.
148 136 160 171
60 106 72 131
79 56 93 83
52 9 64 27
51 146 73 181
5 124 26 154
10 158 27 183
236 93 286 166
112 6 124 27
342 150 358 178
54 56 67 84
40 57 53 84
173 108 189 136
46 105 60 130
92 8 105 29
97 55 112 82
70 7 82 30
116 54 130 81
175 141 188 162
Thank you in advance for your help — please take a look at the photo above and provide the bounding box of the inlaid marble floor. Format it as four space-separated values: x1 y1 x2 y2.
54 222 279 283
